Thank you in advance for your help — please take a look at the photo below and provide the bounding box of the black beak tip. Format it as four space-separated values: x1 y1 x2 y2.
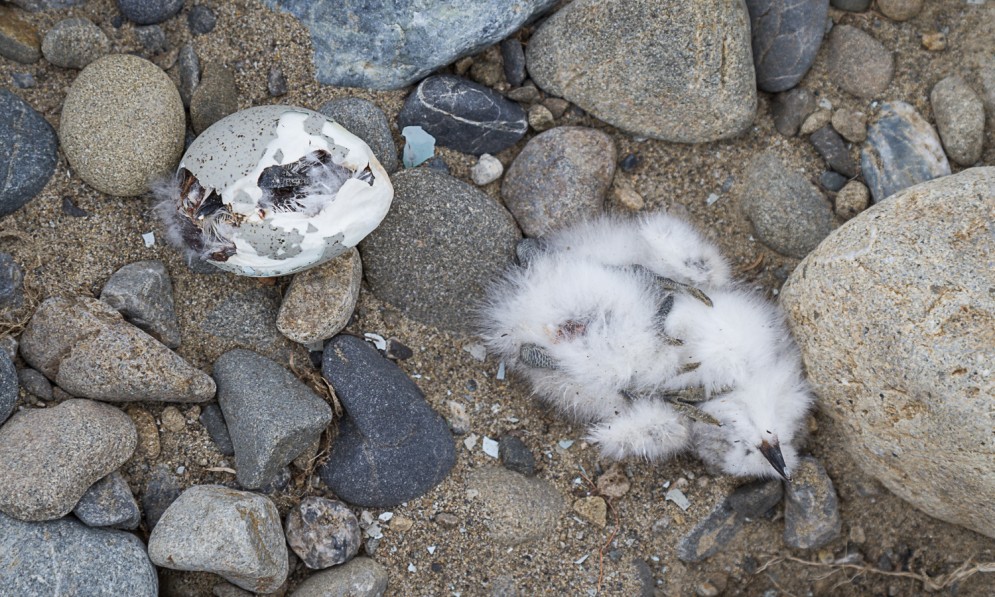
759 439 789 481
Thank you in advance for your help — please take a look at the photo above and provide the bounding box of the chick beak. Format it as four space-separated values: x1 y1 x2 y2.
759 439 790 481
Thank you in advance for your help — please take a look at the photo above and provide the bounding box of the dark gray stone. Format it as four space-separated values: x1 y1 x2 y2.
746 0 829 93
810 125 857 177
319 334 455 507
0 350 15 425
148 485 288 593
12 72 36 88
397 75 527 155
41 17 110 69
783 457 842 549
291 557 388 597
187 4 216 34
677 501 745 563
17 367 51 401
214 349 332 490
501 38 527 87
142 464 181 531
267 66 287 97
199 402 235 456
100 260 182 349
285 496 362 569
10 0 85 10
499 435 536 476
0 90 57 217
73 471 141 529
831 0 870 10
826 25 893 98
819 170 848 192
190 63 238 134
61 195 88 216
0 511 157 596
619 153 641 172
741 152 834 258
501 126 615 236
727 479 784 518
359 169 520 332
202 287 284 354
135 24 167 55
0 252 24 309
117 0 184 25
771 88 817 136
319 97 398 173
0 399 136 521
262 0 556 89
860 101 951 203
177 42 200 107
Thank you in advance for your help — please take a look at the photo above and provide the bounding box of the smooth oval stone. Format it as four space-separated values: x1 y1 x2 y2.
466 467 564 546
290 557 388 597
117 0 184 25
860 101 950 203
0 90 57 217
397 75 527 156
41 17 110 69
0 399 136 521
0 511 157 596
320 334 456 508
781 168 995 539
277 248 362 346
930 76 985 167
826 25 893 99
262 0 557 89
746 0 829 93
59 54 185 196
526 0 756 143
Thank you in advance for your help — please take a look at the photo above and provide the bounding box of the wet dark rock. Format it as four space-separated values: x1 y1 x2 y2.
285 496 362 569
860 101 950 203
0 350 15 425
772 88 817 136
783 457 842 549
134 24 167 55
100 260 181 349
501 38 526 87
397 75 527 155
199 402 235 456
745 0 829 93
677 501 745 562
359 169 520 333
187 4 216 35
0 511 157 596
319 97 398 173
499 435 536 476
0 90 58 217
117 0 184 25
810 125 857 178
319 334 455 507
73 471 141 529
727 479 784 518
214 349 332 490
619 153 641 172
0 252 24 309
142 464 181 531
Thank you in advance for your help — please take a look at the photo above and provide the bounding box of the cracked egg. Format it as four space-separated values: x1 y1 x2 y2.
157 105 393 277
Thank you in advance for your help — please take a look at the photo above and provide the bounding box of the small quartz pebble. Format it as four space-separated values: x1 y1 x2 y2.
471 154 504 185
285 497 362 569
611 178 645 211
446 400 471 435
482 436 500 458
921 32 946 51
528 104 555 132
665 488 691 511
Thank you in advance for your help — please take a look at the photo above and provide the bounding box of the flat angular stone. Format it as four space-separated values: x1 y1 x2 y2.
73 470 141 529
527 0 756 143
20 296 216 402
214 349 332 490
101 259 181 349
397 75 527 155
677 502 745 563
0 90 57 217
810 125 857 178
783 457 842 549
0 512 157 596
0 399 136 521
727 479 784 518
746 0 829 92
320 334 456 507
148 485 289 593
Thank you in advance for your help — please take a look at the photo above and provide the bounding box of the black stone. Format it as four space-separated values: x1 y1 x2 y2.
385 338 413 360
135 25 167 55
727 479 784 518
819 170 848 192
397 75 527 156
61 196 89 217
677 502 745 563
199 402 235 456
319 334 456 508
500 38 527 87
187 4 217 35
319 97 399 173
498 435 536 476
0 90 58 218
424 156 449 174
810 125 857 178
771 87 816 137
746 0 829 93
0 350 16 426
619 153 641 172
117 0 184 25
142 464 181 531
0 253 24 310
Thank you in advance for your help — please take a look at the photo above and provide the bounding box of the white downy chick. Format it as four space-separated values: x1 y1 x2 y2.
585 399 693 461
662 288 815 479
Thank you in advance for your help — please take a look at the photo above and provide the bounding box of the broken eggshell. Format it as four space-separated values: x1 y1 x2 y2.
156 105 393 277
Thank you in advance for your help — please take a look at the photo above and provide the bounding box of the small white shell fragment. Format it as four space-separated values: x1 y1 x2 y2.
471 153 504 185
574 554 590 565
407 563 417 573
463 343 487 362
159 105 393 277
482 436 499 458
705 193 720 206
463 433 479 451
558 439 575 450
378 512 394 522
665 488 691 511
496 361 506 380
427 545 436 555
364 332 387 351
142 231 156 247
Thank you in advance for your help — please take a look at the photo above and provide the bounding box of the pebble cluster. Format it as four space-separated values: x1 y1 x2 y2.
0 0 992 595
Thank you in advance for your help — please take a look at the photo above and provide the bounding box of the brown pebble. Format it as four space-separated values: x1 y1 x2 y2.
161 406 185 433
392 515 414 532
127 406 160 459
596 463 631 499
921 32 946 52
435 512 459 528
835 181 870 220
528 104 555 131
611 179 645 211
573 496 607 527
543 98 570 119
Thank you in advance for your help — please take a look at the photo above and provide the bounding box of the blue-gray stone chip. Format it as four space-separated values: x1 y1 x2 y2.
262 0 556 89
320 334 456 508
860 101 951 203
187 4 216 34
214 348 332 490
0 252 24 309
783 457 842 549
0 349 15 425
117 0 184 25
746 0 829 92
0 511 157 596
397 75 528 156
499 435 536 476
199 402 235 456
73 470 141 529
100 259 182 349
143 464 181 531
0 90 57 217
810 125 857 178
501 38 527 87
319 97 399 173
677 501 745 563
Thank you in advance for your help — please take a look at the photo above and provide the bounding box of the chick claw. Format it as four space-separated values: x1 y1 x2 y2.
632 265 714 307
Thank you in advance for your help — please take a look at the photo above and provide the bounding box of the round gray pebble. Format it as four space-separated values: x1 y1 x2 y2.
827 25 893 99
41 17 110 69
285 496 362 569
117 0 184 25
187 4 217 34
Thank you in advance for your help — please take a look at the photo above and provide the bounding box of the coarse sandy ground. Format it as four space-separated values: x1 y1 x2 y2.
2 0 994 595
